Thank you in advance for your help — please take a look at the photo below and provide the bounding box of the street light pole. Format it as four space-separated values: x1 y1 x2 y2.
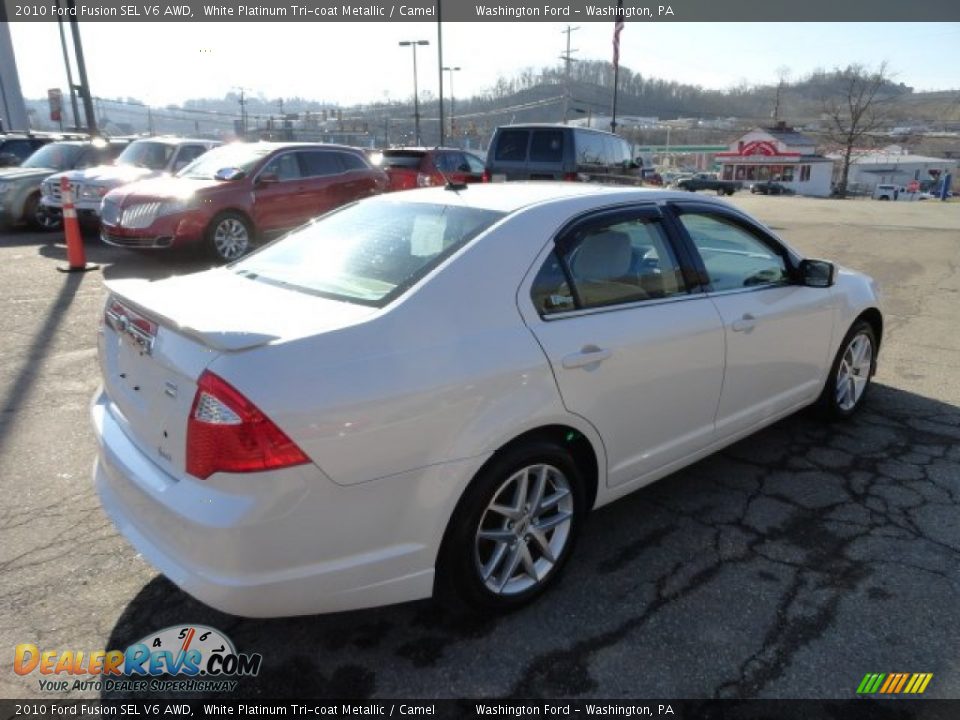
399 40 429 146
442 66 460 140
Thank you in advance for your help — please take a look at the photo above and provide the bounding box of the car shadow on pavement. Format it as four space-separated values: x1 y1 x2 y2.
100 383 960 700
35 233 216 282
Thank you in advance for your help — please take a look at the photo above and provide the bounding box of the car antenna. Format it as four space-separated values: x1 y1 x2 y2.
434 157 467 192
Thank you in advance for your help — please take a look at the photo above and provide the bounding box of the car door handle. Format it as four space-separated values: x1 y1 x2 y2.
562 346 612 369
731 314 756 332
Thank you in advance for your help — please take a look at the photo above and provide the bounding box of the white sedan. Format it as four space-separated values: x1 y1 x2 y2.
92 183 882 617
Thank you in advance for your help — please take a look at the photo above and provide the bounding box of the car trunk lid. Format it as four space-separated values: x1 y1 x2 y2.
99 270 377 478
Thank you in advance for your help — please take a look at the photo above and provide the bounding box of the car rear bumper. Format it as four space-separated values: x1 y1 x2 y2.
91 387 472 617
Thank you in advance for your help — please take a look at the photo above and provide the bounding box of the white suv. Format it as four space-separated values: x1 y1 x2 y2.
41 137 218 221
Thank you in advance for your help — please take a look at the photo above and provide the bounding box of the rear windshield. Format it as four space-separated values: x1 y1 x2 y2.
232 200 505 307
529 130 564 162
493 130 530 162
381 151 426 169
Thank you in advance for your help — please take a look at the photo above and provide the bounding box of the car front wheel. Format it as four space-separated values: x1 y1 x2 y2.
26 193 61 231
206 212 252 262
436 440 585 613
819 320 877 418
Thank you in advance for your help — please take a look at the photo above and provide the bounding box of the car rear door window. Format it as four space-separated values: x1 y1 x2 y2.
300 151 342 178
494 130 529 161
464 154 485 174
532 212 686 314
576 132 606 165
677 212 789 292
338 152 369 171
529 130 564 162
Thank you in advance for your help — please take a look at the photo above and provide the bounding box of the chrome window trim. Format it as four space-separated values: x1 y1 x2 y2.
539 289 708 322
526 199 705 320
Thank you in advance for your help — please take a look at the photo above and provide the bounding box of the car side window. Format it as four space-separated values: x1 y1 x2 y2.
678 212 789 292
173 145 207 170
464 154 485 174
299 151 341 178
338 152 368 171
531 214 686 315
262 152 302 181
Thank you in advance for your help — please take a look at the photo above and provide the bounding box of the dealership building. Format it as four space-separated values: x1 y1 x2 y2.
716 125 833 196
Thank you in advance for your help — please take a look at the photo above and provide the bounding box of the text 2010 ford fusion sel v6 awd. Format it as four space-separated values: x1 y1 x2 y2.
91 184 882 617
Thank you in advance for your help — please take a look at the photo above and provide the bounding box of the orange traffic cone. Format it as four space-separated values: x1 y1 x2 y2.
57 176 98 273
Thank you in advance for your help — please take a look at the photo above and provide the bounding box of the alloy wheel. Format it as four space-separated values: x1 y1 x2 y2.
213 218 250 260
474 463 574 596
836 333 873 411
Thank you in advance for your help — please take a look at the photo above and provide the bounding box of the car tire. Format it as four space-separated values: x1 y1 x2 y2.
435 440 586 614
206 212 253 262
725 188 735 196
818 320 877 419
26 192 61 231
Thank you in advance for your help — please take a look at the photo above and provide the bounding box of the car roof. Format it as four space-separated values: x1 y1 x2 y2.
130 137 218 145
250 141 364 153
387 182 728 214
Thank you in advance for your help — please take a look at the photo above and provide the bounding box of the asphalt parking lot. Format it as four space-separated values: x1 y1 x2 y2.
1 195 958 700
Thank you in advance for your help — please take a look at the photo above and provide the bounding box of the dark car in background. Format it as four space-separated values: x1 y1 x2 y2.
376 147 486 191
485 124 641 185
0 138 129 229
0 134 54 168
751 181 794 196
100 142 388 261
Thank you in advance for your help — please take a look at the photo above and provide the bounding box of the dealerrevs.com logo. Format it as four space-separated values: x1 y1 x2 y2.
14 625 262 693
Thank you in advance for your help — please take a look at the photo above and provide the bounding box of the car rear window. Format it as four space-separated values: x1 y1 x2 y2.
529 130 564 162
232 200 505 307
381 151 426 169
493 130 529 162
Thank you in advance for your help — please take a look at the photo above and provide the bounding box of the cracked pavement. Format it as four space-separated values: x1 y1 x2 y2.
0 196 957 700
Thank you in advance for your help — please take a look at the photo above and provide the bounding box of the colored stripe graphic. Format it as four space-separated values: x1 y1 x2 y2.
857 672 932 694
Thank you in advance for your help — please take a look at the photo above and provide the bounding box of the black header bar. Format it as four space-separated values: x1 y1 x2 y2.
3 0 959 21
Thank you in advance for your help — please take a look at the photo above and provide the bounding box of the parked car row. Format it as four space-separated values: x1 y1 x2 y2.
0 137 131 229
3 124 673 264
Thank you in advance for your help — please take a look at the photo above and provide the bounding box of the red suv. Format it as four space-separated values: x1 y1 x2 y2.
100 142 388 261
377 148 486 192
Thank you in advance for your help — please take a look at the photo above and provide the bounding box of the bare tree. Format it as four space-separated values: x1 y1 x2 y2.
772 65 791 123
821 62 895 197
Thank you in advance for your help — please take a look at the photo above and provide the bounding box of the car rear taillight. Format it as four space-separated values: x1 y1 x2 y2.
186 371 309 480
481 170 490 183
563 172 579 181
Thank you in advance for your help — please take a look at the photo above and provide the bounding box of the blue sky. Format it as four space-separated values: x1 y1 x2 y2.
8 22 960 107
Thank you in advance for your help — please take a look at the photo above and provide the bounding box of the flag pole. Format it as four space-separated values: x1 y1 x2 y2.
610 1 624 133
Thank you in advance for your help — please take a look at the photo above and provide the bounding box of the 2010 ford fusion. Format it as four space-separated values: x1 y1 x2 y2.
91 183 882 617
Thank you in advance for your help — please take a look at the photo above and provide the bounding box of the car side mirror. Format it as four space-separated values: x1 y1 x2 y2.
799 258 835 288
257 172 279 185
214 167 246 182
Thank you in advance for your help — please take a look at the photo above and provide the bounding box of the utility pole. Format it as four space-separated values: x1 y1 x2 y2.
399 40 429 145
436 0 444 147
234 87 249 138
559 25 580 124
443 66 461 139
66 0 96 134
55 3 80 131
